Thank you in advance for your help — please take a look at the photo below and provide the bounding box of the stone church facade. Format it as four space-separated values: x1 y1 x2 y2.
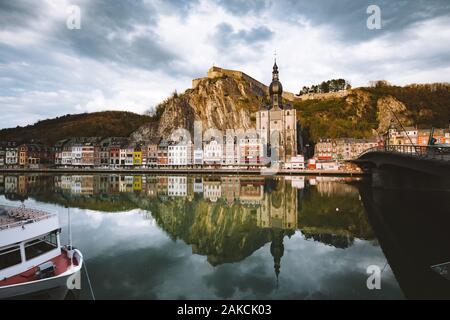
256 62 298 163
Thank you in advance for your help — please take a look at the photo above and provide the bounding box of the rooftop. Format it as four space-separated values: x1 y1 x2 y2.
0 205 55 231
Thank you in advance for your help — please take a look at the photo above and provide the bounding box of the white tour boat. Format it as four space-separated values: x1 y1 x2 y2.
0 204 83 299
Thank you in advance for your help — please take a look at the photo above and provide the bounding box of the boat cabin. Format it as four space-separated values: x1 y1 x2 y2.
0 205 62 281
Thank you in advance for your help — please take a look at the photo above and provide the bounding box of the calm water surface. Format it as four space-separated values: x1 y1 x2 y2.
0 174 409 299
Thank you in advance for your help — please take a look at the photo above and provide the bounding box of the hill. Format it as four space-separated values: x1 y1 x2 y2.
294 83 450 143
0 111 153 145
132 67 450 145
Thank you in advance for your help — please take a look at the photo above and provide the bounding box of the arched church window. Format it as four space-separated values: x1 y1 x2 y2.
287 111 290 115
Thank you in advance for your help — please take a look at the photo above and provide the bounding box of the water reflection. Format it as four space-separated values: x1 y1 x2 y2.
358 181 450 299
0 174 403 299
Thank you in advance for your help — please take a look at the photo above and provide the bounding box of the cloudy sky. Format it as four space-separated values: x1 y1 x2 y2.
1 0 450 129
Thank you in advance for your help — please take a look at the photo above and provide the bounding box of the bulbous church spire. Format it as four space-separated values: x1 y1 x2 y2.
269 60 283 108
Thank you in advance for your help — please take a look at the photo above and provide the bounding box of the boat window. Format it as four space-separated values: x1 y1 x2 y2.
0 245 22 269
24 231 58 261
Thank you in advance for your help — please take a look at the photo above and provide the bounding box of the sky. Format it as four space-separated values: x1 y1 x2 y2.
1 0 450 129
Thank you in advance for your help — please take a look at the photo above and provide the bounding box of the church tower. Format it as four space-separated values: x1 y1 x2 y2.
256 61 298 164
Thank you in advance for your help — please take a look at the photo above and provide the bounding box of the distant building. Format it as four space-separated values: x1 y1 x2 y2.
284 155 305 169
237 136 264 165
146 138 160 167
0 144 5 167
98 138 111 167
157 139 169 166
168 138 192 166
314 138 379 161
133 145 143 166
109 141 121 168
17 143 51 168
71 142 83 166
203 138 222 165
224 134 237 165
61 140 73 166
5 142 18 167
193 148 204 166
53 139 69 166
81 143 95 167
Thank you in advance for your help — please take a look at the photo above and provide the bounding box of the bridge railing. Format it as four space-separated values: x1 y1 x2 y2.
358 144 450 161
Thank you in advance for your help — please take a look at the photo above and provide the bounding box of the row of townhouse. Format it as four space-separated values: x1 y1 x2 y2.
314 138 381 161
168 135 266 167
2 132 305 169
53 135 267 168
386 126 450 146
0 142 52 168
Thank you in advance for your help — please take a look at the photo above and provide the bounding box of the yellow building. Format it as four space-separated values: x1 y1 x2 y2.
133 150 142 166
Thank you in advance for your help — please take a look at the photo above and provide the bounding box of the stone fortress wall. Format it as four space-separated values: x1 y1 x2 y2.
192 66 349 102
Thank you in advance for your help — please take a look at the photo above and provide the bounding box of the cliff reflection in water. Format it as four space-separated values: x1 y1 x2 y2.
0 174 374 279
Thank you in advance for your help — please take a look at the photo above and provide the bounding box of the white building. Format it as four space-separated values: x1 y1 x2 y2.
119 144 133 167
203 139 222 165
5 145 18 166
125 147 134 167
284 155 305 169
71 144 82 166
168 141 192 166
61 150 72 166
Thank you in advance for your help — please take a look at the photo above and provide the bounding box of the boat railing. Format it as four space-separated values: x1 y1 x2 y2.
0 205 57 231
358 144 450 161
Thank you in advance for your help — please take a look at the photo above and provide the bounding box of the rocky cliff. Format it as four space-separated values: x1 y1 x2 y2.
130 73 266 141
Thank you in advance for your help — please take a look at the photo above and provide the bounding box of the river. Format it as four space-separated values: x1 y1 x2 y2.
1 173 448 299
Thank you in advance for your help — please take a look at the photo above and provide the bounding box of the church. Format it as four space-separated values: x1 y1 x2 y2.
256 62 298 163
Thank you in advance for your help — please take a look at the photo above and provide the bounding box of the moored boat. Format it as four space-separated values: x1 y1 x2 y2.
0 205 83 299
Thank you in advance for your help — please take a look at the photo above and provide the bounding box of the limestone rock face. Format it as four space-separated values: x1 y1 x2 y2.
131 75 265 140
375 95 413 134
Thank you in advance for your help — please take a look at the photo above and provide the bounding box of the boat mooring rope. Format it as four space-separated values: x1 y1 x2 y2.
83 261 96 300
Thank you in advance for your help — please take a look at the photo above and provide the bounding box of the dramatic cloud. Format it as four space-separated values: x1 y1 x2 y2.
0 0 449 128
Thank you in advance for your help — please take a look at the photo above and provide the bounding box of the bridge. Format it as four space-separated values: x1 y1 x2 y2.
352 145 450 189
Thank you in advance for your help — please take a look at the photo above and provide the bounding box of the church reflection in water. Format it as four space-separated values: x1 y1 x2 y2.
0 174 373 282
